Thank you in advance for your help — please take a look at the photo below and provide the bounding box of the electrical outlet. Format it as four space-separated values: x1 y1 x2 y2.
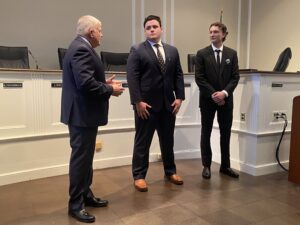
240 113 246 121
273 111 287 120
273 111 280 120
95 140 102 152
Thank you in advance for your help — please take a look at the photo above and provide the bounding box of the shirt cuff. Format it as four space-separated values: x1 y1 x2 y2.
107 84 114 95
222 90 228 97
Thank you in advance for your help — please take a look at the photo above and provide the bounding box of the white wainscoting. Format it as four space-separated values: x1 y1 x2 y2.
0 69 299 185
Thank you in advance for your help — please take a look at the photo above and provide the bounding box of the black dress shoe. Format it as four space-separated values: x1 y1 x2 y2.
219 168 239 178
85 197 108 207
202 167 211 179
68 209 95 223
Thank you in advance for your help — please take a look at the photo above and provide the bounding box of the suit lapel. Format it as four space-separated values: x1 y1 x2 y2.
75 36 104 74
76 36 101 60
162 43 169 73
145 41 167 73
220 47 227 76
144 41 162 72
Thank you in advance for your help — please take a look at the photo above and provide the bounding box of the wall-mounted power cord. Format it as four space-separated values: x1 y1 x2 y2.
275 113 289 172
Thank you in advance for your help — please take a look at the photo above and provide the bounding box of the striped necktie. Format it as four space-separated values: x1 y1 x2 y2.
154 44 166 74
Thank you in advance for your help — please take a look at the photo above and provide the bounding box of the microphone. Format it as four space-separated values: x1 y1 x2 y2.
28 49 40 69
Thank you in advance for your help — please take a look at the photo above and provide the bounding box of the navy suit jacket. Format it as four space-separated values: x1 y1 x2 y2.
61 36 113 127
195 45 240 104
126 41 185 112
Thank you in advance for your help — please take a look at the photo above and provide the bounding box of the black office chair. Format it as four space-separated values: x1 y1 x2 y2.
0 46 29 69
58 48 67 70
273 47 292 72
187 54 196 73
100 51 129 72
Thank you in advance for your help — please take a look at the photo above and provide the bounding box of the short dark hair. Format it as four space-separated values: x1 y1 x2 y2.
143 15 162 28
209 22 228 42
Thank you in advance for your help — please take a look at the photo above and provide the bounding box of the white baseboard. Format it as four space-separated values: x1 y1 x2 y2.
238 161 289 176
0 149 289 186
93 153 162 170
0 153 162 186
0 164 69 186
212 154 289 176
174 149 201 159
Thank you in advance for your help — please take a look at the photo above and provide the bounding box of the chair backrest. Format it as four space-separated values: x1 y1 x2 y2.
187 54 196 73
58 48 67 70
273 47 292 72
0 46 29 69
100 51 129 71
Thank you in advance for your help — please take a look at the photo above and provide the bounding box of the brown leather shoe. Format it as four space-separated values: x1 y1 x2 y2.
134 179 148 192
166 174 184 185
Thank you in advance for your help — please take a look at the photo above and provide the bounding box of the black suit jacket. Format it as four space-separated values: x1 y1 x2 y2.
61 36 113 127
195 45 239 103
126 41 185 112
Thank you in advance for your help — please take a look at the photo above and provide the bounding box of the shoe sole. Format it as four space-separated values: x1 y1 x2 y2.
85 203 108 207
219 171 239 179
164 176 184 185
68 212 95 223
134 186 148 192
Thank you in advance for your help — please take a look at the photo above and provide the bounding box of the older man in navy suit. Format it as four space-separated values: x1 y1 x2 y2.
61 15 124 223
127 15 185 192
195 22 240 180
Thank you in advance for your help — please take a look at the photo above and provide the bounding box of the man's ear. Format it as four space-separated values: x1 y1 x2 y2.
224 31 228 38
88 28 93 38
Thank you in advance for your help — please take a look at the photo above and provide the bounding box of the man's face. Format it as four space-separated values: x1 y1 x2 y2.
90 24 103 48
144 19 162 43
209 25 225 45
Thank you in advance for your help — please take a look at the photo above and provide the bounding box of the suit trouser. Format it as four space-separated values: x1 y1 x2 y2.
132 109 177 179
68 125 98 211
200 97 233 168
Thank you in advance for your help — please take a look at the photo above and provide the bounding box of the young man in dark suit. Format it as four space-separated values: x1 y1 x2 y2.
195 22 240 179
61 15 124 223
127 15 185 192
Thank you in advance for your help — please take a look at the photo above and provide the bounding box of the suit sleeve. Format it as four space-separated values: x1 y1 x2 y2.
224 51 240 95
174 49 185 100
195 50 216 96
71 46 113 97
126 46 142 105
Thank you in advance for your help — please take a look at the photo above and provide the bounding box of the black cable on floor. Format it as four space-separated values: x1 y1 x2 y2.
275 113 289 172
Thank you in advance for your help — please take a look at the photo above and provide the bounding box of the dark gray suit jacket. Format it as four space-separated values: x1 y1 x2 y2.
60 36 113 127
126 41 185 112
195 45 240 102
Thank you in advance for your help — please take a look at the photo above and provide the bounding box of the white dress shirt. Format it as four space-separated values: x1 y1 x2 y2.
211 44 228 97
148 40 166 62
211 44 223 62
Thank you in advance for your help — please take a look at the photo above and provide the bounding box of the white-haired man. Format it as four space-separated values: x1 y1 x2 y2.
61 15 124 223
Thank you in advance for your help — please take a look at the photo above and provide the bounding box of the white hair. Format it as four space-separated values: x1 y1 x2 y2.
76 15 101 35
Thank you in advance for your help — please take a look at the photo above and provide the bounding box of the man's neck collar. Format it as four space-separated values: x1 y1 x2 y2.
211 43 223 50
147 39 162 46
79 35 93 48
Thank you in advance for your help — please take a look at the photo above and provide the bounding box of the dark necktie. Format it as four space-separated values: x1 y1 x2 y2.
154 44 166 74
215 49 221 74
215 49 221 67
